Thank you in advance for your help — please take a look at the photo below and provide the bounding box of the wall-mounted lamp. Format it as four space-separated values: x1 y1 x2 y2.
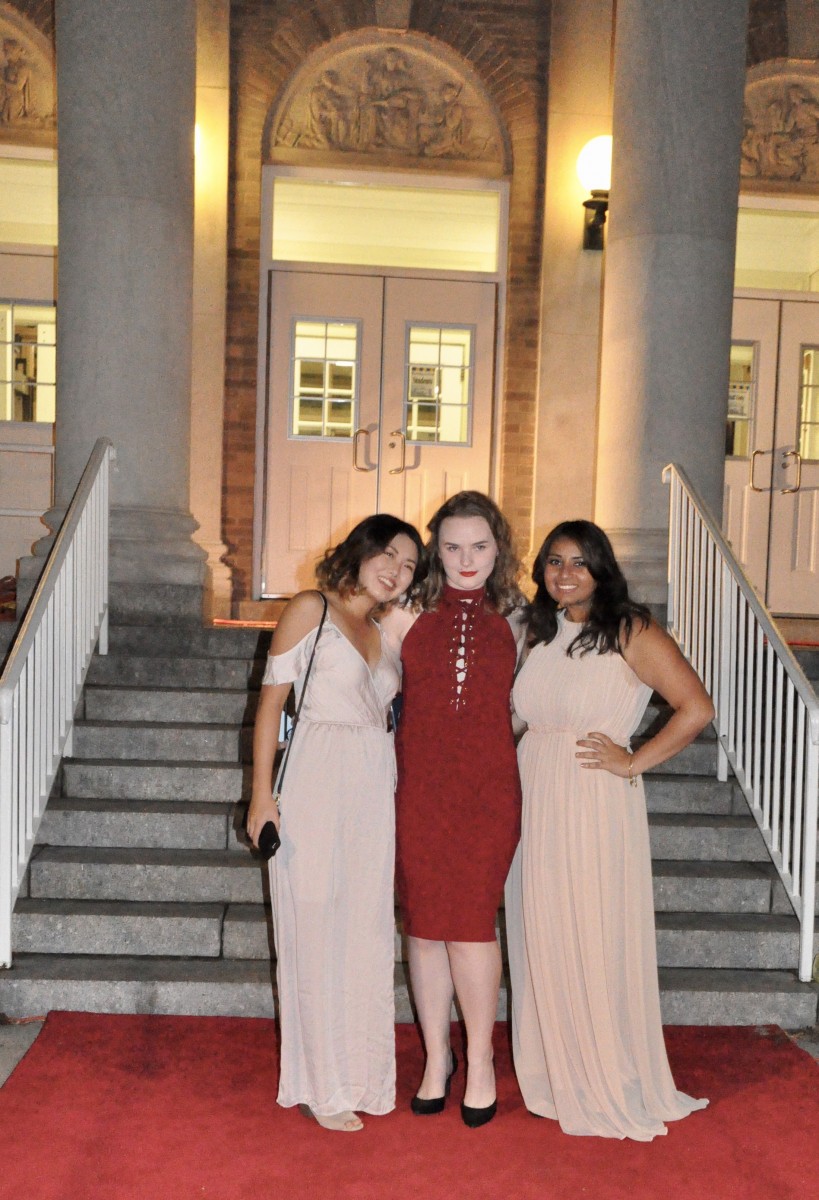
577 135 612 251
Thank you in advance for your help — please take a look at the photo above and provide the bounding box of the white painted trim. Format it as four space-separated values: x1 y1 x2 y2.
739 193 819 213
734 287 819 303
0 145 56 162
252 163 511 599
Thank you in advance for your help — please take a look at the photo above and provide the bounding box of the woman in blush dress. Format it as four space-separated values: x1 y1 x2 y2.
384 492 525 1128
247 514 425 1133
505 519 713 1141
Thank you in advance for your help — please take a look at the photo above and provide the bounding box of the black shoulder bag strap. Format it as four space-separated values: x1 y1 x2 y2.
272 591 329 807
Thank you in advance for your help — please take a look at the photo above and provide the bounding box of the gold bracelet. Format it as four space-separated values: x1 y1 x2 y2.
627 755 639 788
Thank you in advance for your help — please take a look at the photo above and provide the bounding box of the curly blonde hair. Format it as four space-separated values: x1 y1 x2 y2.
419 491 524 615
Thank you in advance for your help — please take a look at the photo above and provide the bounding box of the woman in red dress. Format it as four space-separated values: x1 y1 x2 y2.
384 492 523 1127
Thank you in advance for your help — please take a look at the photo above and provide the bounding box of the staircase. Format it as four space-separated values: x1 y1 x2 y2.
1 596 817 1026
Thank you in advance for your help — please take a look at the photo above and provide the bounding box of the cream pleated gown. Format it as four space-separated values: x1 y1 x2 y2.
505 614 708 1140
263 618 399 1117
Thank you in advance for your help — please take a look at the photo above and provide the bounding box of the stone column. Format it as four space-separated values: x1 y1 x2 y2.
533 0 614 547
594 0 749 602
48 0 204 591
190 0 231 618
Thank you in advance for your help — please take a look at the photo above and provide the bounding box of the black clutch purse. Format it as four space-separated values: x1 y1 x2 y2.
257 820 281 861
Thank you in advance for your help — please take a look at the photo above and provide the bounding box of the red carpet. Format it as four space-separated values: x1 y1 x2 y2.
0 1015 816 1200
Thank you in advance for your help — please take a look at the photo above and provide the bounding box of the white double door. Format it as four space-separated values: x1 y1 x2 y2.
259 270 497 596
724 297 819 615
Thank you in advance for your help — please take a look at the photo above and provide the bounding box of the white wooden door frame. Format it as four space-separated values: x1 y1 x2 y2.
730 288 819 616
252 164 509 600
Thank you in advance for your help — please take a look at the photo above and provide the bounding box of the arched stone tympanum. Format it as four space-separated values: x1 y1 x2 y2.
264 31 511 176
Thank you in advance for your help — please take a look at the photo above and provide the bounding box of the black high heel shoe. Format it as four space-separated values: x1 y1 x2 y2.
410 1051 458 1115
460 1098 497 1128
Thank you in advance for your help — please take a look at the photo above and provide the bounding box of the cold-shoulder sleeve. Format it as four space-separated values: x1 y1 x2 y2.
506 607 529 667
261 627 317 686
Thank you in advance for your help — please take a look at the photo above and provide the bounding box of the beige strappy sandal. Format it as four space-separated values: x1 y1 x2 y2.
298 1104 363 1132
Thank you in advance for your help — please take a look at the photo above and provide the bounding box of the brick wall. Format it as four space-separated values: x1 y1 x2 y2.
224 0 549 601
747 0 788 66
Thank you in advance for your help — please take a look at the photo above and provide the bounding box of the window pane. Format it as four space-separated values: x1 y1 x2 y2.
404 324 472 445
272 178 501 273
799 346 819 461
291 319 359 439
726 343 755 458
0 302 57 423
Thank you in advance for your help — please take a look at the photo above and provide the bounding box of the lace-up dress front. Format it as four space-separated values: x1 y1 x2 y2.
262 616 400 1117
395 585 521 942
505 614 708 1139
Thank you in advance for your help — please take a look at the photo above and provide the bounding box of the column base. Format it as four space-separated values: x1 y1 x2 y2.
195 538 233 622
16 506 207 617
604 528 669 608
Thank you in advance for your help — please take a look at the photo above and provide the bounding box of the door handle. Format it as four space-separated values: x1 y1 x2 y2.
749 449 768 493
388 430 406 475
352 428 372 472
780 449 802 494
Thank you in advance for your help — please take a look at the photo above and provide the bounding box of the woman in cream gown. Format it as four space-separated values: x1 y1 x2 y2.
505 520 713 1141
247 514 424 1133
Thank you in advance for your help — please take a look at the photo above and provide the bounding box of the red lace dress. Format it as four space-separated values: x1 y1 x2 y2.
395 585 521 942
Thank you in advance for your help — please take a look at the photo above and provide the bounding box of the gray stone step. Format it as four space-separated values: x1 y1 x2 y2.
648 815 769 861
13 899 225 958
107 623 270 659
656 968 818 1027
651 860 776 913
643 775 736 815
0 955 813 1026
108 582 205 625
0 955 279 1018
86 654 260 690
84 686 257 725
37 799 238 851
62 760 246 802
223 904 811 973
638 739 718 775
792 645 818 683
654 912 817 969
28 847 265 904
72 721 244 762
772 870 819 916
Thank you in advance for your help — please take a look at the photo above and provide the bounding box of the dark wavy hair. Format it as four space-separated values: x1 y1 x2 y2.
527 520 650 656
315 514 426 601
420 491 524 616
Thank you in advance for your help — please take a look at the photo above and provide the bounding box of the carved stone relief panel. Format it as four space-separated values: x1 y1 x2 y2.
268 33 509 175
0 6 56 144
742 61 819 191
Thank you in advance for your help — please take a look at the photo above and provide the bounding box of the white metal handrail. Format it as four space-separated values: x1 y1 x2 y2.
663 463 818 983
0 438 114 968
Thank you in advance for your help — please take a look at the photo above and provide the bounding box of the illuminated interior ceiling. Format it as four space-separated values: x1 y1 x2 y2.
0 157 58 246
271 177 500 273
736 206 819 292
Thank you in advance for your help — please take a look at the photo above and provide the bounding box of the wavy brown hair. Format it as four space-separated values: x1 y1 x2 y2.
419 491 524 615
527 519 650 655
316 514 426 601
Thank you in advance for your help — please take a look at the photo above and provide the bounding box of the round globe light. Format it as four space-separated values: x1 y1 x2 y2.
576 135 612 193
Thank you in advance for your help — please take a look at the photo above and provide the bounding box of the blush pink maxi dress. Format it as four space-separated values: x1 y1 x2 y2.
263 617 400 1117
505 613 708 1140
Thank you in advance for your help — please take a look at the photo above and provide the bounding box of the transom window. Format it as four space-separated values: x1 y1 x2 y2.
290 319 358 439
405 324 472 445
799 346 819 461
0 302 56 423
726 342 755 458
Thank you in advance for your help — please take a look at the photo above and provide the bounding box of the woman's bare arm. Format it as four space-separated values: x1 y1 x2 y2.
246 591 325 844
575 620 715 779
